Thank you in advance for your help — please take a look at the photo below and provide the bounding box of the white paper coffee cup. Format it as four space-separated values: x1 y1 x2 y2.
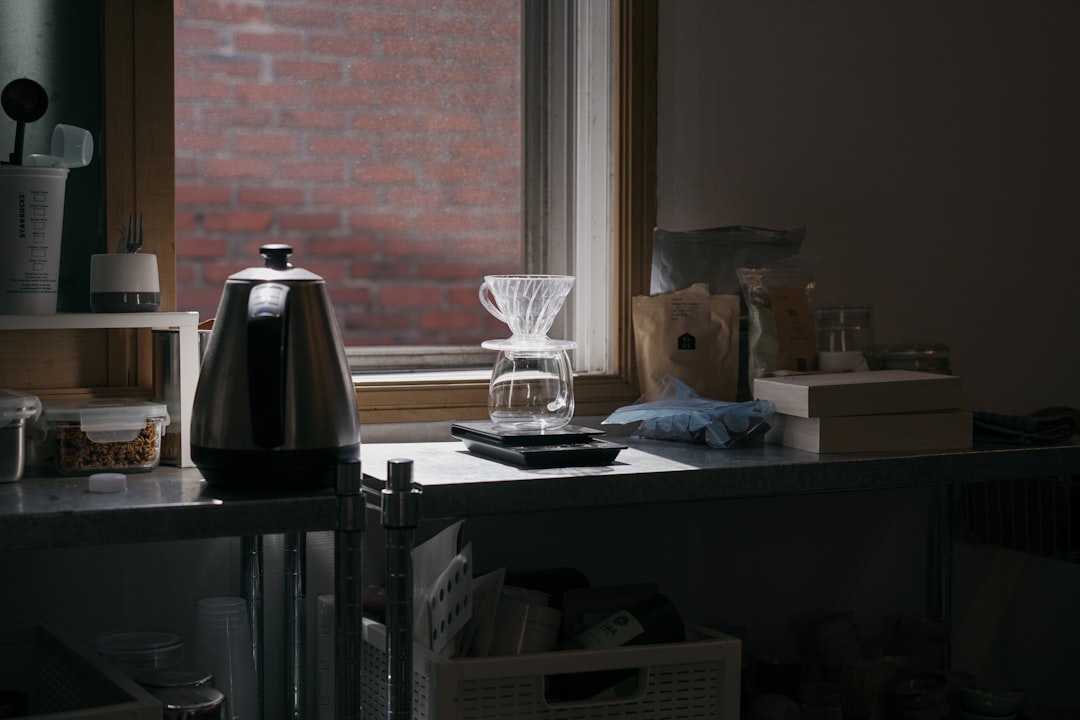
0 166 69 314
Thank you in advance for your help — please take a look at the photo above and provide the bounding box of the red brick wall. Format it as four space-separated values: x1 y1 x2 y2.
174 0 522 346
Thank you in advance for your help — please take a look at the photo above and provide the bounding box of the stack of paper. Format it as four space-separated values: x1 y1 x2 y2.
753 370 972 453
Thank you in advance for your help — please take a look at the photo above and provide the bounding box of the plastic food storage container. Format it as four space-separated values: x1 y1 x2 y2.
0 389 41 482
44 398 169 475
94 631 184 677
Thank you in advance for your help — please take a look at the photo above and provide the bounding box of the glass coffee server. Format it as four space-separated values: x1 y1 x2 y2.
479 274 577 431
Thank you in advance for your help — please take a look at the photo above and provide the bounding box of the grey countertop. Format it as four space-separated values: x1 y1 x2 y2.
360 439 1080 517
3 438 1080 550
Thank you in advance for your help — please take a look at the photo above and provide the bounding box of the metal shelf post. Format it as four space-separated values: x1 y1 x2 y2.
381 459 421 720
335 460 365 720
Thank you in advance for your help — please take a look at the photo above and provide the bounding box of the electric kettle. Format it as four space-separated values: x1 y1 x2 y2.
190 244 360 491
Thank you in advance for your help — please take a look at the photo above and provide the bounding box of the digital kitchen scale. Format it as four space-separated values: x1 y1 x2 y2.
450 421 627 468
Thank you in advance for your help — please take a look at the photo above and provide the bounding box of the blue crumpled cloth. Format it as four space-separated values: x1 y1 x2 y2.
602 376 775 448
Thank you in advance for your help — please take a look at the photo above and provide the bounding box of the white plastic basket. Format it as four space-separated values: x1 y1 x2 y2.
358 617 741 720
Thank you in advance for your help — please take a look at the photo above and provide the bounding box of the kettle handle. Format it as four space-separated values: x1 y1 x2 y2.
247 282 290 448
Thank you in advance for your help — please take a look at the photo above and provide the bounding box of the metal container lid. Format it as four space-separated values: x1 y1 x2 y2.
0 389 41 429
875 342 950 358
872 343 952 374
135 667 214 689
94 630 183 658
150 686 227 720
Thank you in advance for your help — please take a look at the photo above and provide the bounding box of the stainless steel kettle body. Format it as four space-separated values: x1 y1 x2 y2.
190 244 360 490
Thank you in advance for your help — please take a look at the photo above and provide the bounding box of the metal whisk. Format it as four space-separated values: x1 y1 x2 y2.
116 212 144 253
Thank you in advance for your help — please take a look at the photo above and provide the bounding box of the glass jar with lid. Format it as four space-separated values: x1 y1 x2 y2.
870 343 952 374
815 306 873 372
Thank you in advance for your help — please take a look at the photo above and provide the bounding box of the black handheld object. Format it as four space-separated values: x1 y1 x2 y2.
1 78 49 165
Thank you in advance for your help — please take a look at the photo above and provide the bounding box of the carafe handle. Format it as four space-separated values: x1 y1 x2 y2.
478 281 508 324
247 282 289 448
547 350 574 414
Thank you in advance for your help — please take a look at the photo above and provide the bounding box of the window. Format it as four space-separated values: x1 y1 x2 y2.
112 0 654 423
174 1 525 355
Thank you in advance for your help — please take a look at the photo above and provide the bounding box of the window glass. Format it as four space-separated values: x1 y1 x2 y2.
174 0 523 350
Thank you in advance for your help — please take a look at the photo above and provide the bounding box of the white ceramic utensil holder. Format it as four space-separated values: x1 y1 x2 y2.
90 252 161 312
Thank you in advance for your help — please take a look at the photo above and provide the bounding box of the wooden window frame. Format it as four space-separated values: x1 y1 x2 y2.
0 1 176 399
109 0 656 423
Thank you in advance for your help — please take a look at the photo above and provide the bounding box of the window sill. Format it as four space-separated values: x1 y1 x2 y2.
354 372 641 424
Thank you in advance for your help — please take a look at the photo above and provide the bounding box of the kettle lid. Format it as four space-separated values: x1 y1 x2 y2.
228 244 323 282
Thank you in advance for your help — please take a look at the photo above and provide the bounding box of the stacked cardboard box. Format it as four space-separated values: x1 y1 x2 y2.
753 369 972 453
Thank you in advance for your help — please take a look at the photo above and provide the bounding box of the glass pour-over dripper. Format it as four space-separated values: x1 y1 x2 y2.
478 274 575 344
479 274 576 430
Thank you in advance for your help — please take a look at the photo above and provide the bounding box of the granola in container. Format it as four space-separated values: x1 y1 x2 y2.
44 399 170 475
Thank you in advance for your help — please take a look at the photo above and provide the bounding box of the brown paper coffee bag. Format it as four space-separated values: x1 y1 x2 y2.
632 283 740 401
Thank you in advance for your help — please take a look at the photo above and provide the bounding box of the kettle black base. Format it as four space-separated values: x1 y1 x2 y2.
192 444 361 492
